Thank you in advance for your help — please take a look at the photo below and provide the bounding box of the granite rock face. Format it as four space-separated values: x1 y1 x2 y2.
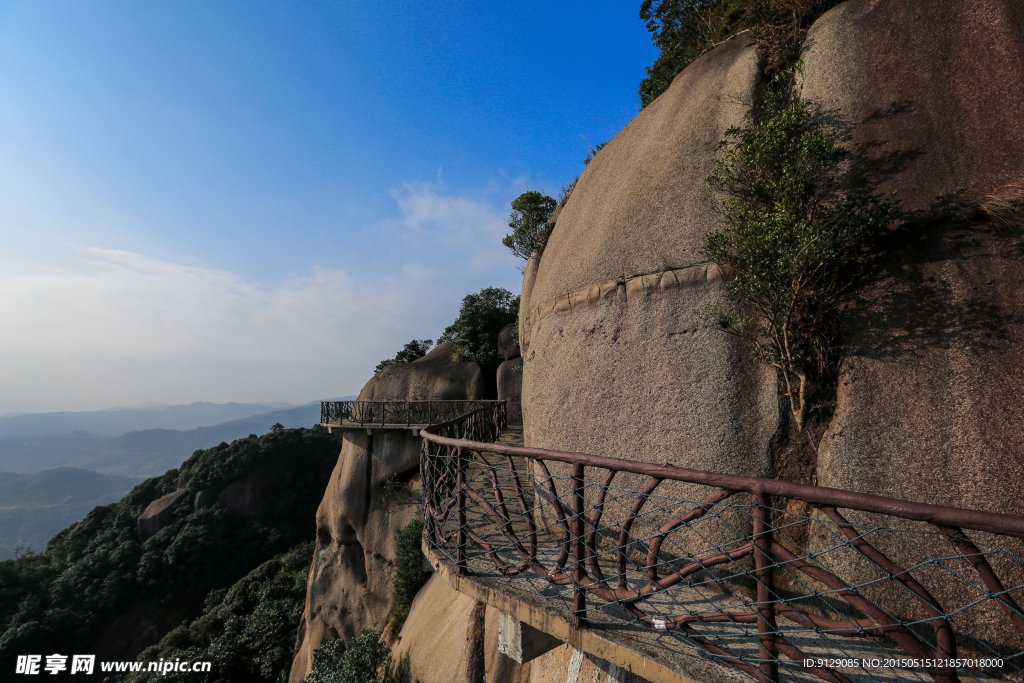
290 341 487 682
800 0 1024 649
497 358 523 426
388 575 485 683
288 430 422 682
358 342 486 401
137 489 187 541
497 323 521 361
520 33 779 530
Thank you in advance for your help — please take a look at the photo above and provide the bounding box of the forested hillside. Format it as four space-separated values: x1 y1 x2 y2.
0 426 341 682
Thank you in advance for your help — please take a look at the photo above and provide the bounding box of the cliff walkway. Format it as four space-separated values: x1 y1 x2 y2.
418 403 1024 683
320 399 503 432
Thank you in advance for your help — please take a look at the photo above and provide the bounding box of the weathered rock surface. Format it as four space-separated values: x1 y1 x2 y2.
193 489 216 510
388 575 485 683
288 430 422 682
520 33 779 524
496 358 523 426
800 0 1024 649
497 323 521 361
527 644 650 683
358 342 486 401
800 0 1024 215
137 489 187 541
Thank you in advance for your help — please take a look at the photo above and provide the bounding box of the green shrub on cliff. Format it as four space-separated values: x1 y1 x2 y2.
702 68 898 430
502 191 557 264
125 541 314 683
302 629 393 683
389 519 428 630
374 339 434 375
439 287 519 368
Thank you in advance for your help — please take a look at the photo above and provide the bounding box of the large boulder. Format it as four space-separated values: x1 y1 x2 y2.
137 489 187 541
799 0 1024 650
496 358 523 426
497 323 521 360
288 430 422 682
519 33 778 537
359 342 486 401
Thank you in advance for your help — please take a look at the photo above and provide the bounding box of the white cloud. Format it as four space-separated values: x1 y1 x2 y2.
0 184 524 413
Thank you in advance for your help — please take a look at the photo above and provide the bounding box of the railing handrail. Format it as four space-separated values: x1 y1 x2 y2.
420 421 1024 540
320 399 505 428
420 402 1024 683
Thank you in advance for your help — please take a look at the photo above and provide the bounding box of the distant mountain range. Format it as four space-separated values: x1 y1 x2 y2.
0 401 300 438
0 467 139 560
0 399 356 478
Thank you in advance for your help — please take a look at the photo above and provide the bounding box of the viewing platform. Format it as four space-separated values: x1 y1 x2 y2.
419 403 1024 683
319 399 505 435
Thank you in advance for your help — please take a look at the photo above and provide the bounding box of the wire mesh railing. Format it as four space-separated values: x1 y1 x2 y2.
420 404 1024 683
320 400 503 427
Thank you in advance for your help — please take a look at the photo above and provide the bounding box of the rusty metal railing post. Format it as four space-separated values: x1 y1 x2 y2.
456 446 468 576
752 489 778 683
572 463 588 629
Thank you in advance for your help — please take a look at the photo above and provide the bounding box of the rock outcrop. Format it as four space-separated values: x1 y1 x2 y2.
798 0 1024 649
288 430 422 682
519 33 778 538
496 323 524 425
137 489 187 541
497 323 520 360
388 575 486 683
290 340 490 682
496 358 523 426
358 342 486 401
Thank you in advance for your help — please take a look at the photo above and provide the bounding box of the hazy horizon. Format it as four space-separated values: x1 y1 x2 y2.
0 1 657 414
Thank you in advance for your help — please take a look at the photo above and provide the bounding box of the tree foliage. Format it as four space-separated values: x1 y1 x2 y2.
302 629 393 683
638 0 746 107
703 70 898 429
125 542 315 683
0 427 341 674
438 287 519 368
374 339 433 375
637 0 841 107
389 519 428 630
502 191 557 263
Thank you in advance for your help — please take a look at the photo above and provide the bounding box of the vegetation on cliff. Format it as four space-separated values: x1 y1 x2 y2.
638 0 842 106
703 67 898 430
438 287 520 368
302 629 393 683
388 519 429 631
0 426 341 678
374 339 434 375
124 541 314 683
502 191 557 264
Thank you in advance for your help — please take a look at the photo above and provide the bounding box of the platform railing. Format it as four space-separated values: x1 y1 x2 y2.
420 403 1024 683
320 400 503 428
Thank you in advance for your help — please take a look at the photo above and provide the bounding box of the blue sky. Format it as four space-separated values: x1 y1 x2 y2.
0 1 657 413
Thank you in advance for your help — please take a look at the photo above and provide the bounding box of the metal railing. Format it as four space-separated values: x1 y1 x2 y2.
320 400 503 428
420 403 1024 683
